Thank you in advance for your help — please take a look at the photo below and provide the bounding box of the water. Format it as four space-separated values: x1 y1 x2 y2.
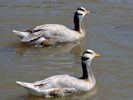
0 0 133 100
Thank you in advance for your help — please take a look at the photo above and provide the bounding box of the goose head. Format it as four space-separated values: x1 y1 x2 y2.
81 49 100 62
76 7 90 17
74 7 90 22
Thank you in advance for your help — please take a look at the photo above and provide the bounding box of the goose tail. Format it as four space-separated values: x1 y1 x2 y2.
13 30 29 38
16 81 42 95
16 81 34 89
16 81 48 96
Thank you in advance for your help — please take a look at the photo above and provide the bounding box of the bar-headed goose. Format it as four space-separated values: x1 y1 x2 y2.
16 49 100 97
13 7 90 46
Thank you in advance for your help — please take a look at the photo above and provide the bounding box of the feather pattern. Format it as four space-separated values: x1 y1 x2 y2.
22 24 82 43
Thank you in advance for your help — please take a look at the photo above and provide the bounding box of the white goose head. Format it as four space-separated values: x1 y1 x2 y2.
74 7 90 33
77 7 90 17
81 49 100 62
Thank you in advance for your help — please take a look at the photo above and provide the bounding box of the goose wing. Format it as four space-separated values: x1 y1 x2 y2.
22 29 49 42
32 75 90 91
32 75 69 90
35 24 67 30
22 24 69 42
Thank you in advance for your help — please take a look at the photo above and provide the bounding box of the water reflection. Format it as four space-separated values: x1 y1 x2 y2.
8 87 97 100
15 41 85 57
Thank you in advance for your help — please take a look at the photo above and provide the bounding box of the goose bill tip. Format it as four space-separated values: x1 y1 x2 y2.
95 53 100 57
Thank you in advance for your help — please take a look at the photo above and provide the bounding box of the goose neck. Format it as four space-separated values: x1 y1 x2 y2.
80 60 96 84
74 12 85 34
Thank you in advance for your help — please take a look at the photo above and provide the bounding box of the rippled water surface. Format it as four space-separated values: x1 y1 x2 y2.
0 0 133 100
